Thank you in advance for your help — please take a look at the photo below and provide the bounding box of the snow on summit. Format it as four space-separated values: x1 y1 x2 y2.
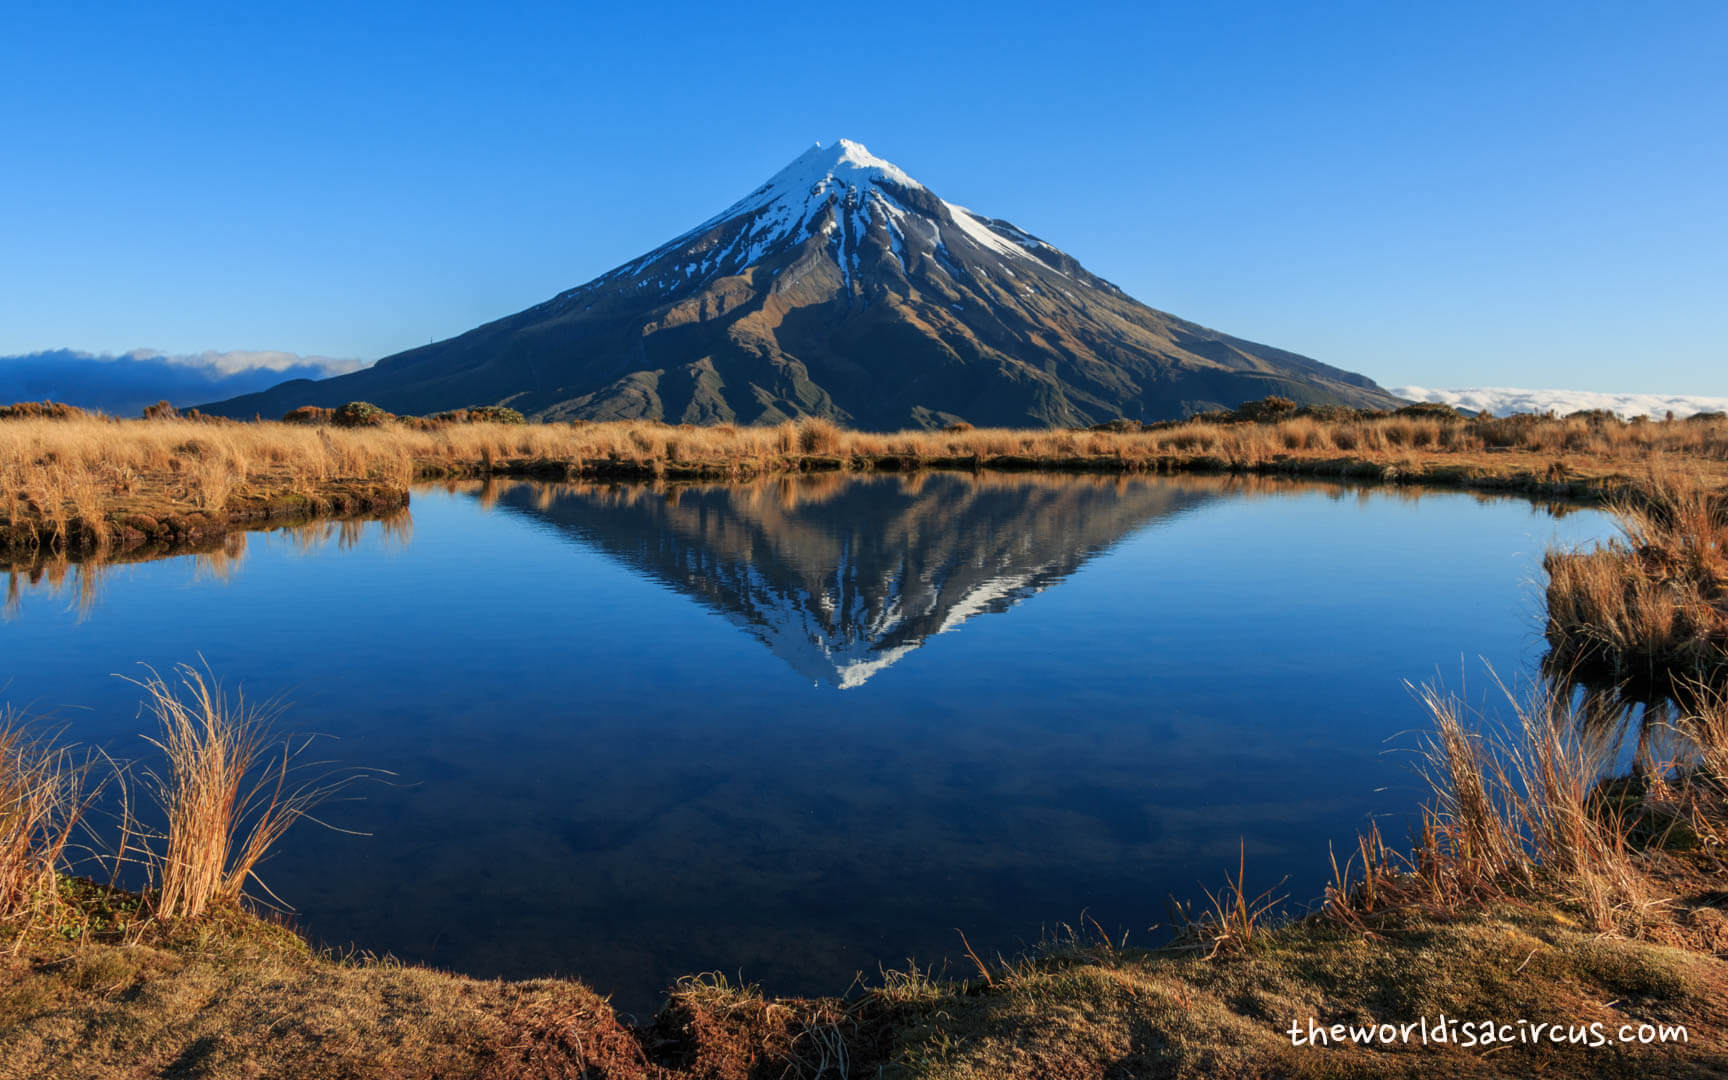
592 138 1068 294
758 139 923 201
679 139 924 247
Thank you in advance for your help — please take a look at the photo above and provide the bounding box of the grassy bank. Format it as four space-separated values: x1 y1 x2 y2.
6 405 1728 559
5 884 1724 1078
1545 471 1727 696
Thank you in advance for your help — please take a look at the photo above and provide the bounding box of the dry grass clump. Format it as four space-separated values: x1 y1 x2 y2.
1325 674 1724 938
0 714 95 927
127 663 361 919
1170 842 1288 959
0 400 89 421
1672 682 1728 847
1545 471 1728 691
1421 681 1650 931
0 663 366 947
792 415 845 455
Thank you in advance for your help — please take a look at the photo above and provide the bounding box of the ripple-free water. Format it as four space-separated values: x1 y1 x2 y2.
0 473 1616 1015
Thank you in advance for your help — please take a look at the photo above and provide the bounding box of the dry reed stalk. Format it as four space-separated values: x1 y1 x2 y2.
1169 840 1287 959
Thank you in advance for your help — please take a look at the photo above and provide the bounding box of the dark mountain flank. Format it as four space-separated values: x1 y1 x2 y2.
207 140 1403 428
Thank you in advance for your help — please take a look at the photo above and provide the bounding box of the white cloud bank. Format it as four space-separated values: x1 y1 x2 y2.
0 348 371 414
1393 386 1728 420
120 348 368 376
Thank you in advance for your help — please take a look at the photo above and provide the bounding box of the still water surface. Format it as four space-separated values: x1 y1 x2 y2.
1 473 1614 1014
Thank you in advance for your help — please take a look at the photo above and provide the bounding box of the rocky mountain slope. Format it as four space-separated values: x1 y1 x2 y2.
207 140 1403 427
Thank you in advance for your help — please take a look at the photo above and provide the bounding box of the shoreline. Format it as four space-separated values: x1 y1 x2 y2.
2 434 1678 565
9 405 1724 563
8 854 1724 1077
1 453 1605 570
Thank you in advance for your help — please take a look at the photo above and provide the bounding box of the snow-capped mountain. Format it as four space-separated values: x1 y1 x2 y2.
488 473 1215 688
208 140 1402 427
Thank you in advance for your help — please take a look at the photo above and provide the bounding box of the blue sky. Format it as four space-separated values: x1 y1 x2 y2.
3 2 1724 393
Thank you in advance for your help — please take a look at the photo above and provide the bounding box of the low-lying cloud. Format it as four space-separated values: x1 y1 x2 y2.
1393 385 1728 420
122 348 369 377
0 348 369 416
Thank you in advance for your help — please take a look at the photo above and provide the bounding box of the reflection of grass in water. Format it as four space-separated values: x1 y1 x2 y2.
439 466 1593 517
193 532 248 583
2 507 414 620
3 558 108 622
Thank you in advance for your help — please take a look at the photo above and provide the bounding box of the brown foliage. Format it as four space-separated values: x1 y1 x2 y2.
1545 470 1728 692
0 401 89 421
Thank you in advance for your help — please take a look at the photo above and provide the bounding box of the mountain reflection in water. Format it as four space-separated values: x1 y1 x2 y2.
476 472 1215 688
0 470 1621 1016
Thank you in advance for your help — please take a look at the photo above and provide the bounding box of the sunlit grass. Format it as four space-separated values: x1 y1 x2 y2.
1545 469 1728 692
127 663 364 919
5 408 1728 560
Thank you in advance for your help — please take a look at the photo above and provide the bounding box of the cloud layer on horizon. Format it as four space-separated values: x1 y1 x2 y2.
0 348 369 416
1394 385 1728 420
119 348 369 377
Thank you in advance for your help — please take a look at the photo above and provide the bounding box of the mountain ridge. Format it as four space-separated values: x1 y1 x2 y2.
205 140 1404 427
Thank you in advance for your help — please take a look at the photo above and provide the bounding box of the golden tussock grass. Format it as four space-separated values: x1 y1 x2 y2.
1545 469 1728 693
127 663 366 920
1321 665 1727 948
0 665 360 941
6 409 1728 560
0 714 96 928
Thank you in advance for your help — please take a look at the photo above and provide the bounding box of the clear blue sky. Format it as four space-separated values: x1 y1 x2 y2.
3 1 1724 393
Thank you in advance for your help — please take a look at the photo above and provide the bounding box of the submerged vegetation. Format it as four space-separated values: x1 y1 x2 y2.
4 400 1727 561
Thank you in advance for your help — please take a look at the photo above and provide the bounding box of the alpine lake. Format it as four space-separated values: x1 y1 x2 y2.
0 471 1617 1016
